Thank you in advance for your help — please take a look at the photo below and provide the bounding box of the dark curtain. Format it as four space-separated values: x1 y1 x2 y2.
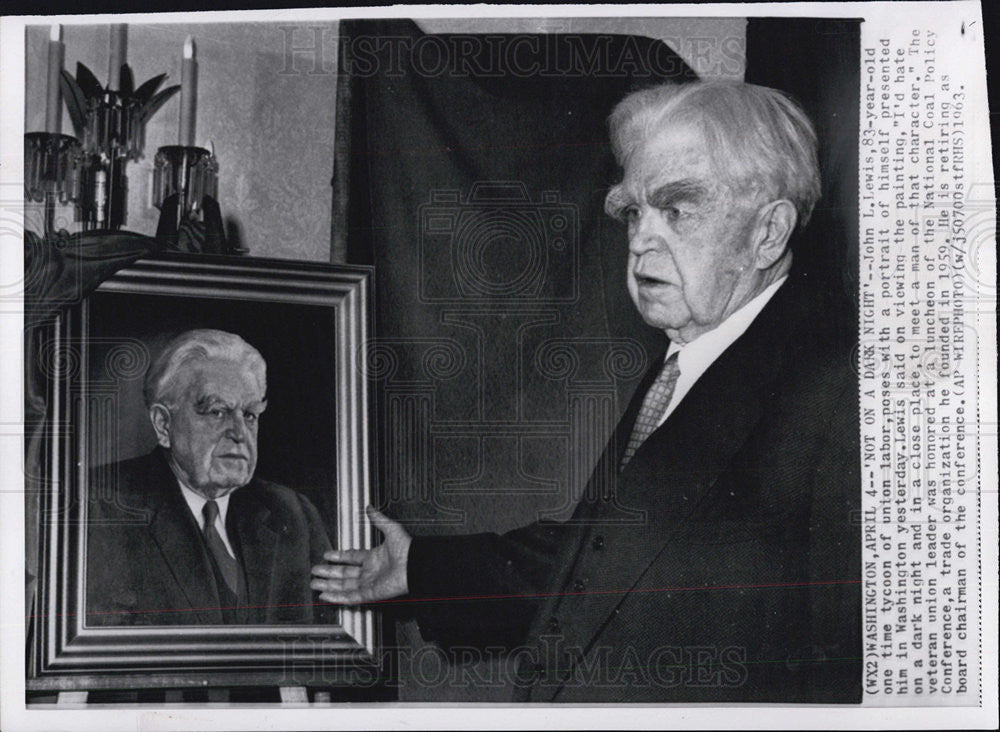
334 19 696 538
745 17 861 330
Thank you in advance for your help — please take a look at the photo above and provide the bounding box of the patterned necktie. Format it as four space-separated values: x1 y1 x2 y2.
202 499 239 595
620 351 681 469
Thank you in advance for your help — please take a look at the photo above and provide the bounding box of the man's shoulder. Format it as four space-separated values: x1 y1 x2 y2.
238 477 322 522
760 274 855 371
89 451 171 497
87 451 170 523
244 476 300 502
737 275 857 419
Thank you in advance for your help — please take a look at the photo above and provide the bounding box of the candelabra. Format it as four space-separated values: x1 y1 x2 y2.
30 25 226 250
152 145 219 231
24 132 82 236
24 24 80 237
61 62 179 230
150 36 221 243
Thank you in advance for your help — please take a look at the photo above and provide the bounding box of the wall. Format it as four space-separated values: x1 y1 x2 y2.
25 21 339 261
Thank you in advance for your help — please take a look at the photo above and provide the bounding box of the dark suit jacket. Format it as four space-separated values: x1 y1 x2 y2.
405 273 861 702
86 449 333 626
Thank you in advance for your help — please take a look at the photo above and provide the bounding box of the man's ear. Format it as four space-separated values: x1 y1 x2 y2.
149 404 172 449
752 199 797 270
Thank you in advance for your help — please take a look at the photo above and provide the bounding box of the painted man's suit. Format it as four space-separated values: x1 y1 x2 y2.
87 449 332 626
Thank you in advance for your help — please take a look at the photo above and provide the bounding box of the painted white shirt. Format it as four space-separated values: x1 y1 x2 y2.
177 480 237 558
656 276 788 428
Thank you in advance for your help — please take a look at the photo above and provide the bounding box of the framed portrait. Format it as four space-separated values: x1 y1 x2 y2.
27 252 380 691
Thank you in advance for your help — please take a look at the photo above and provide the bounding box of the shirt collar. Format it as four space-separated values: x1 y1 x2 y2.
176 478 233 529
666 275 788 372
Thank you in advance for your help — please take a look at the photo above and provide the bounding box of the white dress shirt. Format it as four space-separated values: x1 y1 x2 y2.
656 276 787 428
176 480 237 558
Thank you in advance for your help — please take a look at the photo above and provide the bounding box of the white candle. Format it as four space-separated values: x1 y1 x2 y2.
178 36 197 146
45 24 63 134
108 24 126 91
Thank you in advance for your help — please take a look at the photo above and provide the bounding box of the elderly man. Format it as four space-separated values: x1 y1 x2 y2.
313 80 860 702
87 329 332 625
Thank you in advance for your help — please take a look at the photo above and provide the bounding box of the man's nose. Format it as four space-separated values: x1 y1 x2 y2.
628 211 664 256
224 413 250 443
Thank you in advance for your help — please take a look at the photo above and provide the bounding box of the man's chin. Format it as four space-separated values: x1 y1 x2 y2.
637 307 688 333
199 484 246 500
205 470 254 496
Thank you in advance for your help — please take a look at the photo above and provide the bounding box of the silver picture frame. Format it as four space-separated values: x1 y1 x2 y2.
27 252 379 691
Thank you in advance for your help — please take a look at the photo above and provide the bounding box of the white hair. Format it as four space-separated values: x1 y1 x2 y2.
607 80 821 230
143 329 266 409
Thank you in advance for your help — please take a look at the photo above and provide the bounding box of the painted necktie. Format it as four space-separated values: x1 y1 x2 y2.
202 499 239 595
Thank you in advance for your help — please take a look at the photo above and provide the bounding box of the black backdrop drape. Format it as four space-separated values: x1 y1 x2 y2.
746 16 861 330
335 19 697 536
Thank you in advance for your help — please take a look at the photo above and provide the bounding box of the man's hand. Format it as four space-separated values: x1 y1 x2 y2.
311 505 411 605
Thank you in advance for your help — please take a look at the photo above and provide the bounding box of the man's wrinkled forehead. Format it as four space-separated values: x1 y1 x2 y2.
621 122 715 199
180 358 265 402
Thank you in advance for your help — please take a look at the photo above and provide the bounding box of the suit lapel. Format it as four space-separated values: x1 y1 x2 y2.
144 452 224 624
534 277 809 700
558 345 668 525
230 483 279 624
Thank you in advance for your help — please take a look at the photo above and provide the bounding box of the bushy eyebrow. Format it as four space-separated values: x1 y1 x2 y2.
647 179 709 209
193 394 230 411
604 178 708 222
604 185 634 220
193 394 268 413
